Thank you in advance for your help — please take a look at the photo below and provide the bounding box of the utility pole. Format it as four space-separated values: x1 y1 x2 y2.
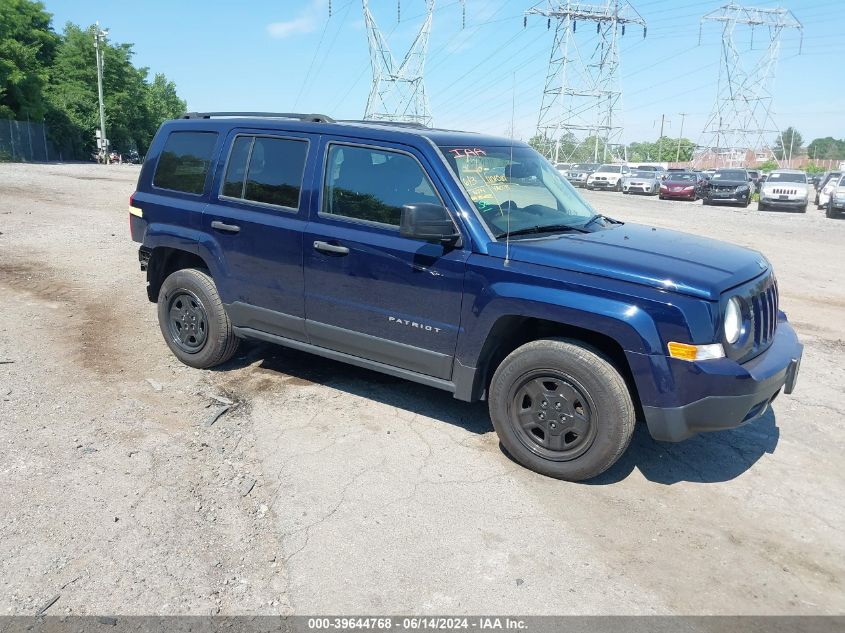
358 1 465 126
696 4 803 168
94 22 109 164
656 114 668 162
526 1 646 164
676 112 687 163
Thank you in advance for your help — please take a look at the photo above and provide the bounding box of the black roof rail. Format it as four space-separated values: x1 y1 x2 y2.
181 112 335 123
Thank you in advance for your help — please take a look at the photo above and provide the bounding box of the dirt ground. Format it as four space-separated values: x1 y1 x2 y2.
0 163 843 616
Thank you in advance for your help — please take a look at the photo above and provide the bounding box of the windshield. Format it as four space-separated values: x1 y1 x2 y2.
767 172 807 183
440 145 597 238
571 163 597 171
597 165 621 173
630 171 655 178
666 172 696 181
713 170 747 180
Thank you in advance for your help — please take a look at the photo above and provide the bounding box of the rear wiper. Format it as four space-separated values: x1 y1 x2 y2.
495 224 589 239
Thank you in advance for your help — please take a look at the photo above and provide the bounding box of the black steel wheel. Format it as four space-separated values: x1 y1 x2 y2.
489 338 635 481
166 290 209 353
157 268 240 369
508 371 597 462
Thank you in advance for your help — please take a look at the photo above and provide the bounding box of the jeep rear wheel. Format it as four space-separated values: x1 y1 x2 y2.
157 268 240 369
488 339 635 481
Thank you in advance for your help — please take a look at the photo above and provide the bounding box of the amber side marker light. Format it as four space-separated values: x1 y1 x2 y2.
668 342 725 361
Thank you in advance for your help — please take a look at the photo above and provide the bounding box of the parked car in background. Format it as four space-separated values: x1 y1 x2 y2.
622 170 661 195
555 163 572 173
702 169 752 207
818 174 842 210
635 165 668 180
659 171 706 201
565 163 599 187
826 174 845 218
816 171 842 207
703 169 717 179
586 164 630 191
758 170 809 213
747 169 761 192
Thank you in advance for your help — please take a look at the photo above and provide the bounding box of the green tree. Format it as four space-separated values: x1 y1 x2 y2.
806 137 845 160
758 158 778 172
773 127 803 161
0 0 59 120
45 23 185 158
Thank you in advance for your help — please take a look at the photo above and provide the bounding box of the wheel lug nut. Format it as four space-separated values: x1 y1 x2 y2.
538 413 545 420
555 402 561 410
541 401 547 408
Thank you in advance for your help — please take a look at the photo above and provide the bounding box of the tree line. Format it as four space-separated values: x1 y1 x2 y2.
530 125 845 164
0 0 185 159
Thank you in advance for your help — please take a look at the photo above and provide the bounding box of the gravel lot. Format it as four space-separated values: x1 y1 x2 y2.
0 163 843 616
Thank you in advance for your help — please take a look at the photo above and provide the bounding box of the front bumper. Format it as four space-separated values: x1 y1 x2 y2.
635 316 803 442
661 188 696 199
624 184 658 194
760 196 808 209
705 193 749 205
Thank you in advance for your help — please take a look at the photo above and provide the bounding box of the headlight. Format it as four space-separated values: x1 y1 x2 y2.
724 296 742 345
683 186 694 191
736 185 749 192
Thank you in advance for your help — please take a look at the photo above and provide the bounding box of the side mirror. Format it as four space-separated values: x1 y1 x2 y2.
400 203 461 246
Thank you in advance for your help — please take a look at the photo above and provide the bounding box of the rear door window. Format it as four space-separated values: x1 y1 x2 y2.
221 135 309 210
153 131 218 194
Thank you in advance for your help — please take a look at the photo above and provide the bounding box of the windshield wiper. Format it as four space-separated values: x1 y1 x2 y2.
495 224 589 239
581 213 622 229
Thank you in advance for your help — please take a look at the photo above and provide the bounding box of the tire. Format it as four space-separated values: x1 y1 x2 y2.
622 190 629 194
658 195 664 200
488 338 635 481
827 202 837 218
614 180 622 192
157 268 240 369
702 198 710 206
800 203 807 213
758 202 767 211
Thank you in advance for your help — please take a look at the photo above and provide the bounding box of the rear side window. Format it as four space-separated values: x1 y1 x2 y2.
153 131 218 194
322 144 439 226
221 135 308 209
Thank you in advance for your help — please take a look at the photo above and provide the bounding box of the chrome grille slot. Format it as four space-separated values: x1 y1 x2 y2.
772 187 797 195
726 272 779 363
751 280 778 351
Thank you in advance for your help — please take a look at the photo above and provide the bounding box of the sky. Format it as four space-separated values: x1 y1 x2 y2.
43 0 844 147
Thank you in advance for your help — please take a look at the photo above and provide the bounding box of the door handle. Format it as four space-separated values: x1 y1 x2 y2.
211 220 241 233
313 240 349 255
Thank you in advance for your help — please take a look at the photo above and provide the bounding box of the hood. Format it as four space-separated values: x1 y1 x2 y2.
499 224 768 300
664 178 696 186
761 181 808 192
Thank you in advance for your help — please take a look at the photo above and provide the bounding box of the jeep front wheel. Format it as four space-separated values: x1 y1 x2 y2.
488 339 635 481
157 268 240 369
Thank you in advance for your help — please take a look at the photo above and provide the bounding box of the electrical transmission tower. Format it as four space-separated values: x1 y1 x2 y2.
351 1 464 126
526 1 646 164
696 3 803 168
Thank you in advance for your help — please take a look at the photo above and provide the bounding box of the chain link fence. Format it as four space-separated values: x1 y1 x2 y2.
0 119 61 162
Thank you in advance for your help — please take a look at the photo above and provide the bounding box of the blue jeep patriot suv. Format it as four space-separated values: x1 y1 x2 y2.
129 112 803 481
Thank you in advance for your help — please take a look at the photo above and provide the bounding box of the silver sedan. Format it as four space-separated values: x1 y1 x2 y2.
622 170 662 195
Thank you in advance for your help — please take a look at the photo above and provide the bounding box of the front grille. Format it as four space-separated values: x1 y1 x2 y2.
771 187 797 195
713 185 736 192
750 279 779 349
